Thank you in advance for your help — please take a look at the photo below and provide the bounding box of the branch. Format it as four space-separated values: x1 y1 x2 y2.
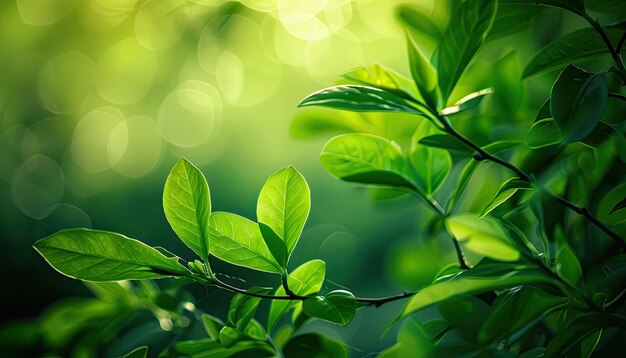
609 92 626 102
437 115 626 252
579 13 626 83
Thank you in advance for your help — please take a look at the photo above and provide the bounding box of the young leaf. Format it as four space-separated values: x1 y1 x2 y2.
445 214 521 261
257 166 310 259
478 287 567 343
227 287 271 331
418 134 473 154
434 0 497 102
303 290 356 326
551 65 608 143
523 28 624 78
298 85 424 114
320 133 415 189
409 122 452 194
267 260 326 331
341 64 418 102
406 32 439 109
201 314 224 340
243 319 266 341
219 326 241 347
397 5 442 42
394 263 554 325
499 0 585 13
609 197 626 215
447 159 479 212
283 333 349 358
555 246 583 286
258 224 288 269
208 212 280 273
439 88 492 116
33 229 189 282
163 158 211 261
480 178 533 217
526 118 563 149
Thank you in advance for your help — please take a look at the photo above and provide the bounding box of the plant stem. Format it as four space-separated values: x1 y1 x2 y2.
579 12 626 83
437 115 626 251
609 92 626 101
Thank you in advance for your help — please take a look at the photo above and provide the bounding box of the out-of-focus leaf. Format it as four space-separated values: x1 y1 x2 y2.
581 121 619 148
526 118 563 149
439 88 492 115
209 212 280 273
439 296 490 341
163 158 211 262
585 0 626 15
201 314 224 340
478 287 567 343
34 229 189 281
227 287 271 331
396 5 442 41
555 245 583 286
283 334 348 358
545 313 606 358
499 0 585 13
410 122 452 194
434 0 497 102
268 260 325 331
163 338 274 357
480 178 533 217
407 33 439 109
303 290 356 326
321 133 415 189
609 197 626 215
121 346 148 358
551 65 608 143
445 214 521 261
535 98 551 122
379 318 434 358
257 165 310 260
523 28 623 78
488 5 537 40
299 85 424 114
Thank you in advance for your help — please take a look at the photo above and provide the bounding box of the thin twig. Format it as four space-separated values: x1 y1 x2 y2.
609 92 626 102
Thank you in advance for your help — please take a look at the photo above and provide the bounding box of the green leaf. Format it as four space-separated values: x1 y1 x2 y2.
523 28 624 78
435 0 497 102
320 133 415 189
545 313 606 358
341 64 418 102
445 214 521 261
407 32 439 109
394 263 554 324
243 319 266 341
417 134 473 154
201 314 224 340
526 118 563 149
555 245 583 286
480 178 533 217
163 158 211 261
227 287 271 331
488 5 537 40
551 65 608 143
208 212 280 273
303 290 356 326
219 326 240 347
298 85 423 114
379 318 434 358
609 197 626 215
581 121 619 148
164 338 274 358
258 224 288 269
121 346 148 358
535 98 551 121
283 334 349 358
439 88 492 115
397 5 442 42
478 287 567 343
267 260 326 331
499 0 585 13
257 166 310 260
33 229 189 281
410 122 452 194
447 159 478 212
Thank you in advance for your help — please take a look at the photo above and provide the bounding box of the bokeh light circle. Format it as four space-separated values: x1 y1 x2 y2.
135 0 187 50
38 51 94 113
71 107 125 173
11 154 65 219
108 115 163 177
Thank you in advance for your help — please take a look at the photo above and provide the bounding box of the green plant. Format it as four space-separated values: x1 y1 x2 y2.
27 0 626 356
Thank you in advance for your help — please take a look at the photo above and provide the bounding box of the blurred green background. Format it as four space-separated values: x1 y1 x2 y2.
1 0 623 354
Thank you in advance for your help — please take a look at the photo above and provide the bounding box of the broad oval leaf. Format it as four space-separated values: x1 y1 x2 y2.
163 158 211 261
523 28 623 78
227 287 271 331
445 214 521 261
267 260 326 331
320 133 415 189
526 118 563 149
407 32 439 109
435 0 497 102
410 122 452 194
395 263 554 325
283 333 348 358
480 178 533 217
555 245 583 286
478 287 567 343
208 212 280 273
298 85 423 114
303 290 356 326
33 229 189 281
551 65 608 143
257 166 310 259
439 88 492 115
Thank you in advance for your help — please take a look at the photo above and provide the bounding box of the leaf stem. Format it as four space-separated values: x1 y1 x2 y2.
436 114 626 251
